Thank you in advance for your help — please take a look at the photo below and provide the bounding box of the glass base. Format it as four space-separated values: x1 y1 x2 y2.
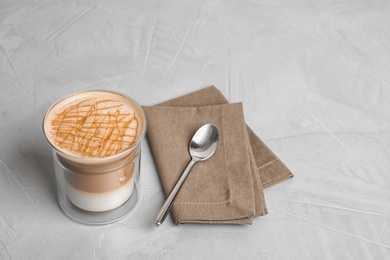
58 183 140 225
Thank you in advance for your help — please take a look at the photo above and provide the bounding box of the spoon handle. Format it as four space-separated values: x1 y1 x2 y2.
154 159 196 227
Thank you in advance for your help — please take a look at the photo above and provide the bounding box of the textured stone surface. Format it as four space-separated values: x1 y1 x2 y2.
1 0 390 259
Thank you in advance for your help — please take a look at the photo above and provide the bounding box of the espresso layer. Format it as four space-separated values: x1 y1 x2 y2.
64 161 135 193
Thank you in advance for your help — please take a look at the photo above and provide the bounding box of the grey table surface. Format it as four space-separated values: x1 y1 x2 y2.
1 0 390 259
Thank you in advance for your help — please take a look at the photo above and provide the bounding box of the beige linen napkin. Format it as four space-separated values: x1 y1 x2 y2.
158 86 293 189
144 103 266 224
144 86 293 225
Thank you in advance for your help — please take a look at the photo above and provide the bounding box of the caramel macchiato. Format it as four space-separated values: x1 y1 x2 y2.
43 90 146 213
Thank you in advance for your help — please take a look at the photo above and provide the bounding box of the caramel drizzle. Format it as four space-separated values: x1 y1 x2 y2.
51 98 139 157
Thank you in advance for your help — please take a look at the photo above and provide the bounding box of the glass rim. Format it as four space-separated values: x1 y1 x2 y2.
42 89 148 163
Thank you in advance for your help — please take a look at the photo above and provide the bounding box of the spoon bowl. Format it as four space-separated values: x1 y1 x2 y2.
190 124 219 161
154 124 219 227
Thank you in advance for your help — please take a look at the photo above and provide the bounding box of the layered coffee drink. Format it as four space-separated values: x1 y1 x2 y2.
43 90 146 214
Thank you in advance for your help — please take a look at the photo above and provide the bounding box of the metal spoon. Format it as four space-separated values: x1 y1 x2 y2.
154 123 219 227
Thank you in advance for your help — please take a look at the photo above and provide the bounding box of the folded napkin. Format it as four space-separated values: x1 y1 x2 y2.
144 86 293 225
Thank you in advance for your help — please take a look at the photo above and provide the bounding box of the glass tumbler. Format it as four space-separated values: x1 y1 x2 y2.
43 90 147 225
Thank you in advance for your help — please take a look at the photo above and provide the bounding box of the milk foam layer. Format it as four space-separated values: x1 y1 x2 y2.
44 90 146 159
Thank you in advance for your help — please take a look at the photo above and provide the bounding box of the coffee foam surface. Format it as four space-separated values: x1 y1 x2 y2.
44 91 145 159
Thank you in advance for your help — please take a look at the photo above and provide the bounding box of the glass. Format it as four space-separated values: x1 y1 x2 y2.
43 90 147 225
